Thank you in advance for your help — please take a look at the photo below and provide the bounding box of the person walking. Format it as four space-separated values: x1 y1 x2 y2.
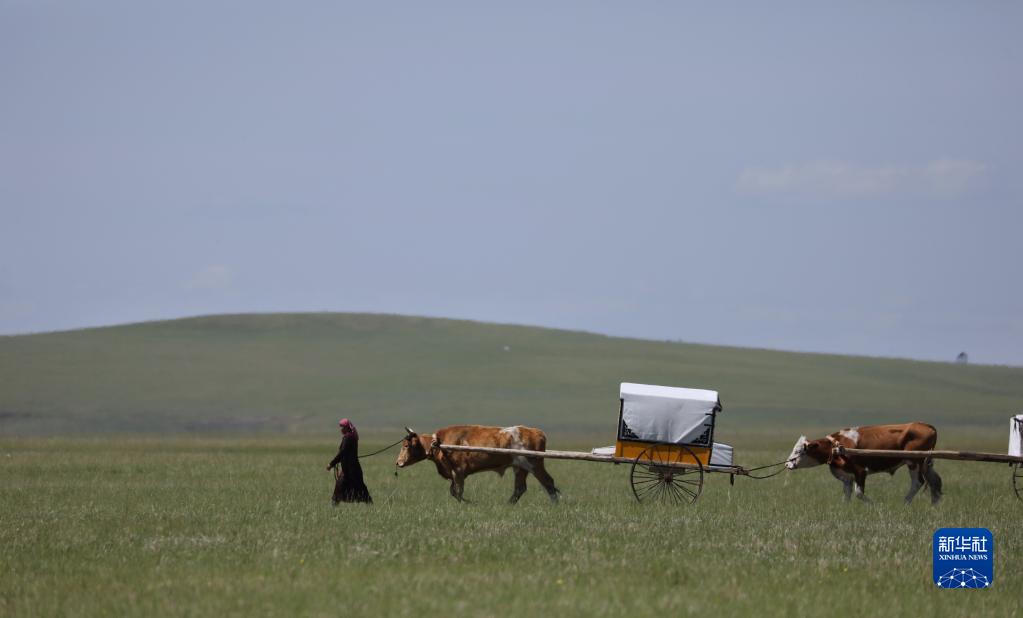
326 418 373 504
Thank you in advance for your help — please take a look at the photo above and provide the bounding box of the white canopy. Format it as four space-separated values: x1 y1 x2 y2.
619 383 721 446
1010 414 1023 458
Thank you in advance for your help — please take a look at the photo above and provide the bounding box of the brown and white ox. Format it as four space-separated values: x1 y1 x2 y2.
786 422 943 504
396 424 560 503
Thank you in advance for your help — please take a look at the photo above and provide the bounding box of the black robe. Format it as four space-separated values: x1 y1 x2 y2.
328 433 372 504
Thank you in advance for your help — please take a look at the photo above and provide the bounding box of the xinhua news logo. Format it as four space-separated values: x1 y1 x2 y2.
933 528 994 589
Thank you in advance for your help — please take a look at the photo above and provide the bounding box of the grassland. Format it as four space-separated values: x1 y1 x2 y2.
2 433 1021 617
2 314 1022 616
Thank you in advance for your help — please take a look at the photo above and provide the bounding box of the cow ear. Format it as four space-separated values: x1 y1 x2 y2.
805 442 818 451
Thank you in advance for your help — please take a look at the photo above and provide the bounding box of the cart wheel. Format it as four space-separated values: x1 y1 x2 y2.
630 445 704 505
1014 463 1023 502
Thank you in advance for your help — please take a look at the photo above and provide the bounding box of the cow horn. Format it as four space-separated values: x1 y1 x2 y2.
404 426 415 436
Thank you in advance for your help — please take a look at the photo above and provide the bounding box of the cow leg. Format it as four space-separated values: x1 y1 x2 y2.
530 459 560 503
509 468 528 504
853 469 871 503
454 472 468 502
449 473 468 502
830 465 853 501
904 463 925 504
923 459 943 505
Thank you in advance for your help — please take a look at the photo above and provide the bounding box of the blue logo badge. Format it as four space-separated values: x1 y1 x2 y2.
933 528 994 588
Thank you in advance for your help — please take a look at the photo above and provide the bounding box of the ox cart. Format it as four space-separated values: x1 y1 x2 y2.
435 385 1023 505
438 383 753 505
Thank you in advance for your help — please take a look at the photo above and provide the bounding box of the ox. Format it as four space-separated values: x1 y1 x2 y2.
786 422 943 504
396 424 560 503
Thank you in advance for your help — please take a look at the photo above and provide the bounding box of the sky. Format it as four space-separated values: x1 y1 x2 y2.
2 2 1021 365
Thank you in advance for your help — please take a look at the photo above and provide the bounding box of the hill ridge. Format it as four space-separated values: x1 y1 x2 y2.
2 311 1010 369
2 312 1020 436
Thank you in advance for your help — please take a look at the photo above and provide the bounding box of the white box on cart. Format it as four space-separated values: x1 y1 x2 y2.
1010 414 1023 458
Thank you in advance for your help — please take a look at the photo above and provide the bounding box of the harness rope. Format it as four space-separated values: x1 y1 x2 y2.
744 456 797 480
741 455 801 480
358 437 407 459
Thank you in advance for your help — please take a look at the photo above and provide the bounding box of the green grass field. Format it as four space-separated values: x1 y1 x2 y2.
2 434 1021 617
2 314 1022 616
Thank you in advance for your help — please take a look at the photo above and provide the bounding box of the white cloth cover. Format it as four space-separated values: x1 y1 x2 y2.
619 383 720 446
1009 415 1023 458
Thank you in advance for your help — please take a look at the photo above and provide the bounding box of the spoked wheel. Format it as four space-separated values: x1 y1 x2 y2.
630 444 704 505
1013 463 1023 502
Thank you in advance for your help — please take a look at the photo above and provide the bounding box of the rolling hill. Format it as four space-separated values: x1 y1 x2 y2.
1 313 1021 439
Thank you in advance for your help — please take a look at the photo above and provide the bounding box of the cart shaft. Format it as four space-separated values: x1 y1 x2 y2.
835 446 1023 464
436 443 722 472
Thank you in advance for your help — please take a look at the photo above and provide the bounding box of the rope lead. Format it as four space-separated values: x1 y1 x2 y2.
358 437 407 459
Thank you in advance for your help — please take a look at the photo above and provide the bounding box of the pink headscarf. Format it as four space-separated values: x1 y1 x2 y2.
339 418 358 439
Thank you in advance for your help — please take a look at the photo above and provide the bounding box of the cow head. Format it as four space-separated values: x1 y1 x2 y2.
786 435 830 469
396 426 430 468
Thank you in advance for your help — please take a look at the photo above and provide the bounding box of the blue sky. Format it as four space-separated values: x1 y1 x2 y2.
2 2 1021 364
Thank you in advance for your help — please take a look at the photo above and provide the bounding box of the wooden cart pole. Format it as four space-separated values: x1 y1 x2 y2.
436 444 710 471
836 446 1023 465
